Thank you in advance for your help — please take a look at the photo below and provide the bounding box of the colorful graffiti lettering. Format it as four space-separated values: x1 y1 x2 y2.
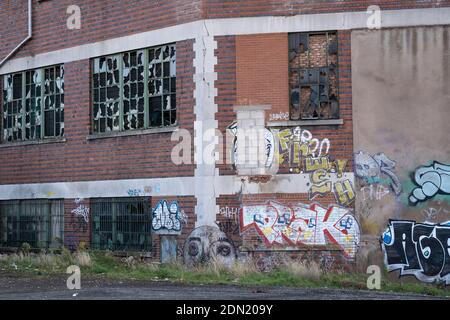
240 201 360 259
354 151 401 196
382 220 450 284
409 162 450 205
152 200 182 233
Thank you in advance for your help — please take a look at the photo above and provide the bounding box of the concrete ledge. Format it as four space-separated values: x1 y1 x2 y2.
87 126 178 140
0 138 67 148
234 105 272 112
267 119 344 127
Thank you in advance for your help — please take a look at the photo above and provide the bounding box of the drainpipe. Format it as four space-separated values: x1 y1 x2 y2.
0 0 32 68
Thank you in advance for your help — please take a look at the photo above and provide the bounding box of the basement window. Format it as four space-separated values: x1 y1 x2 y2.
289 32 339 120
0 200 64 249
2 65 65 142
91 197 152 252
92 44 176 133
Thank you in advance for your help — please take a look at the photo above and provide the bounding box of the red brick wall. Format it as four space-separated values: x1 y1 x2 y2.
215 36 237 176
0 39 195 184
205 0 450 18
64 198 91 251
0 0 203 60
236 33 289 119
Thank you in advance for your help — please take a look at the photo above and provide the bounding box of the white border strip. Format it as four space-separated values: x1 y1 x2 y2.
1 7 449 74
0 173 354 200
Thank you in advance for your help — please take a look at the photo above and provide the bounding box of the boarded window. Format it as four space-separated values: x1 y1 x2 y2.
92 44 176 133
289 32 339 120
2 65 64 142
91 197 151 252
0 200 64 249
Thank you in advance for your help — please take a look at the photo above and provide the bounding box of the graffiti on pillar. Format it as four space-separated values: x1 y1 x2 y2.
183 226 237 267
152 200 182 234
354 151 402 196
71 199 89 223
240 201 360 259
227 121 275 168
382 220 450 284
409 162 450 205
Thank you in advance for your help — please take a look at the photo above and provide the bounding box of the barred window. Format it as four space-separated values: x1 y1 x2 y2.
2 65 65 142
92 44 176 133
0 200 64 249
91 197 152 251
289 32 339 120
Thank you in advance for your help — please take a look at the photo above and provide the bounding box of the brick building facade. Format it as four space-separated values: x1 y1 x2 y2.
1 1 449 283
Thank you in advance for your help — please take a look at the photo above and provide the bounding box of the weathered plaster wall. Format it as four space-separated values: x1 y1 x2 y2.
352 26 450 281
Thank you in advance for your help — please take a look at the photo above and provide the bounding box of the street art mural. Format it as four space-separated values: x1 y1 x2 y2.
152 200 182 234
277 127 354 206
354 151 401 196
229 123 355 206
409 162 450 205
240 201 360 259
183 226 237 267
382 220 450 284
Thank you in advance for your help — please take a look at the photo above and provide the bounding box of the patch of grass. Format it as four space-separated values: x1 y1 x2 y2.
1 251 449 297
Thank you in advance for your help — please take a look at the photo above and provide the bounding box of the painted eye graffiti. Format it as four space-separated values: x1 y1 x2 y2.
187 238 201 257
216 244 231 257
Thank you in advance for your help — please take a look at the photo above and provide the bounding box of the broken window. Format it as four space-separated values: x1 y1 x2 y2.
92 44 176 133
2 65 64 142
289 32 339 120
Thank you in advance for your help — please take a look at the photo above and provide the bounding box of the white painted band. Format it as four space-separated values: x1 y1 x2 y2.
0 173 355 200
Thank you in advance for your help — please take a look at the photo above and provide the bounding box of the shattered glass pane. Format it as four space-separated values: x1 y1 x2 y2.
289 32 339 120
42 65 64 138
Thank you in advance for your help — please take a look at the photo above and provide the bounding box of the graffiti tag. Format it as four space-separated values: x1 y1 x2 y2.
409 162 450 205
382 220 450 284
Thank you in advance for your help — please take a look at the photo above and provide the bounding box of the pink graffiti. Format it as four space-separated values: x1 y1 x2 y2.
240 201 360 259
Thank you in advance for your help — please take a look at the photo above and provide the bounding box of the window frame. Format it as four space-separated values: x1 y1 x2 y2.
1 64 65 143
288 31 340 121
0 199 64 249
91 197 152 252
90 43 177 135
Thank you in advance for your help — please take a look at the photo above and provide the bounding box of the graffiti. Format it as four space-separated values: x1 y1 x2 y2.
361 184 390 201
268 112 289 122
382 220 450 284
240 201 360 259
276 127 353 205
219 206 239 221
319 251 336 273
354 151 401 196
71 202 89 224
183 226 237 267
422 207 442 222
152 200 182 233
409 162 450 205
228 121 275 168
217 206 240 234
127 188 143 197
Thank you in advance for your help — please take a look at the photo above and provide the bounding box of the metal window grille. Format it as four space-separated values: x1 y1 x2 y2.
289 32 339 120
92 43 176 133
2 65 65 142
0 200 64 249
91 197 152 252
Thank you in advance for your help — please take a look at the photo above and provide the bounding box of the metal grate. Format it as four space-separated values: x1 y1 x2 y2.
0 200 64 249
91 197 152 252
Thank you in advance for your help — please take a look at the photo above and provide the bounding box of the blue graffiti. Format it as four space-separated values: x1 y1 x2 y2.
409 162 450 205
152 200 182 233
